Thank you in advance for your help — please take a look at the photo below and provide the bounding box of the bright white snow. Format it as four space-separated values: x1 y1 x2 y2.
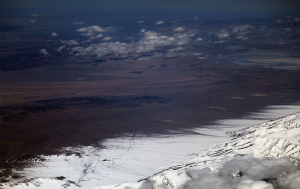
2 104 300 189
107 112 300 189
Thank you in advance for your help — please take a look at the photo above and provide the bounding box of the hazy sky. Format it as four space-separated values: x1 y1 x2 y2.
2 0 300 14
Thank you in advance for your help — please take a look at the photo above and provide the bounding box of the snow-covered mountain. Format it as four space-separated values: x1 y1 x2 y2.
112 112 299 189
2 111 300 189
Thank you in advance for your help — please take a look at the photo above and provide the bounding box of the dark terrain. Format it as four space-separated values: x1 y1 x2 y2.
1 13 300 182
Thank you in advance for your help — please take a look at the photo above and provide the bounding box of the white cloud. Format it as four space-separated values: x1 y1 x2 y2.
61 40 79 46
155 21 165 25
77 26 106 33
219 157 296 181
137 57 149 61
236 179 273 189
174 27 185 32
136 31 191 52
87 34 103 41
277 170 300 189
30 19 36 23
216 29 230 39
136 21 145 23
51 32 58 37
196 37 203 41
231 25 254 40
186 168 211 180
194 16 199 19
77 26 114 36
57 45 65 52
72 42 132 57
184 174 230 189
143 157 297 189
39 49 48 55
231 25 253 34
102 37 113 41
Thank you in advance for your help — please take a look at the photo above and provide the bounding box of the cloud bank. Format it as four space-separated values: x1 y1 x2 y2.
231 25 254 40
72 30 196 58
48 22 257 59
180 157 297 189
136 157 299 189
213 24 255 42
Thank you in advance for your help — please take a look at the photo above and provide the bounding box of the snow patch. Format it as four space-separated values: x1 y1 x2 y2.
3 108 300 189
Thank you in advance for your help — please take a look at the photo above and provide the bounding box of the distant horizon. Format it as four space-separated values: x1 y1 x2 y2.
2 0 300 19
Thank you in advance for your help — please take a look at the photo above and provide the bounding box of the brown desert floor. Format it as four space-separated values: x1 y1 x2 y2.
0 55 300 181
